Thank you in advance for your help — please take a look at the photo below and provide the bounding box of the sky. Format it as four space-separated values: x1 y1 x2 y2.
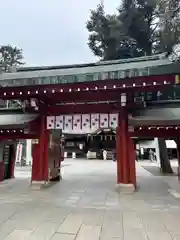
0 0 120 66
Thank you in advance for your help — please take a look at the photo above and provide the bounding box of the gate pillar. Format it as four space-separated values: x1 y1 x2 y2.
31 116 49 188
116 108 136 193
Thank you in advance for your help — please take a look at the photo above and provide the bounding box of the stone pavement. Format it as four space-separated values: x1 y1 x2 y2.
1 159 180 239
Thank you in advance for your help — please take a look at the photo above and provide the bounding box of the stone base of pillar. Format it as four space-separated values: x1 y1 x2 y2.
31 175 62 190
30 181 50 190
116 183 135 194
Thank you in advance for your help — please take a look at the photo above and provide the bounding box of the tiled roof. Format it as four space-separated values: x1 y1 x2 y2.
0 54 173 81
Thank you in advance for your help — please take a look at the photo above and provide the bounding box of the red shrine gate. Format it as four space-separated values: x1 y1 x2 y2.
33 109 180 190
0 72 179 190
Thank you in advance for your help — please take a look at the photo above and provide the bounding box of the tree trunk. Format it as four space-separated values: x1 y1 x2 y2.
158 138 173 174
174 138 180 180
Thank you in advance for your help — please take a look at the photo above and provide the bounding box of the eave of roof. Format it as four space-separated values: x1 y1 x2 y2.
0 58 172 81
17 53 166 72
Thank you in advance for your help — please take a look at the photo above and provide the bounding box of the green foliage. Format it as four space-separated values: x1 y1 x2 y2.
86 0 180 60
0 45 24 109
86 4 109 58
0 45 24 72
156 0 180 54
86 3 143 60
118 0 160 55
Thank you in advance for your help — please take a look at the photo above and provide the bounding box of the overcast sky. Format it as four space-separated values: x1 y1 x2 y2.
0 0 120 66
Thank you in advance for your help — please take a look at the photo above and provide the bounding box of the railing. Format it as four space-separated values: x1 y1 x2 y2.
133 85 180 103
0 100 23 110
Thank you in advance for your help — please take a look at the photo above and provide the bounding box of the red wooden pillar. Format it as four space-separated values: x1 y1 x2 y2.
116 107 129 184
43 129 49 181
116 126 122 183
38 116 46 180
31 116 49 183
116 107 136 191
31 143 40 181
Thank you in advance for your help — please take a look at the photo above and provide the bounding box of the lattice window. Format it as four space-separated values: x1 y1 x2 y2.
86 74 94 82
118 71 125 79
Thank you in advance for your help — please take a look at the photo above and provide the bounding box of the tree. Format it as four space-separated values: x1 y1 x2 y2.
0 45 24 72
0 45 24 108
86 2 143 60
118 0 180 55
157 0 180 54
118 0 159 55
158 138 173 174
174 138 180 179
87 1 180 59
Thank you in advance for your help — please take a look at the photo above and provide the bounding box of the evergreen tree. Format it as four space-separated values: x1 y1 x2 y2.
0 45 24 72
87 0 180 59
156 0 180 54
86 2 142 60
0 45 24 108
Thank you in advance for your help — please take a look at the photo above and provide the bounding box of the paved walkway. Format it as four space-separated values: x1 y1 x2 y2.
1 159 180 239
